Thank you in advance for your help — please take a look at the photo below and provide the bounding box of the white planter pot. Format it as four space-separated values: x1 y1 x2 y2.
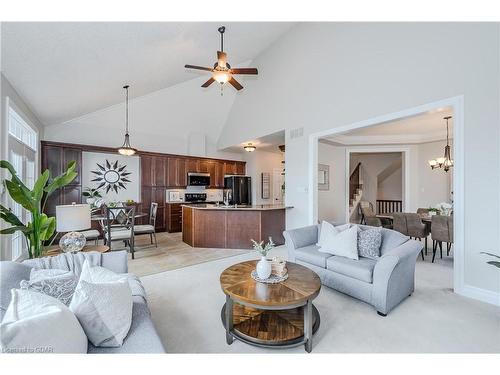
256 256 272 279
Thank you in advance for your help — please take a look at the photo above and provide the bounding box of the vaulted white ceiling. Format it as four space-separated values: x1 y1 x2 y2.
1 22 295 126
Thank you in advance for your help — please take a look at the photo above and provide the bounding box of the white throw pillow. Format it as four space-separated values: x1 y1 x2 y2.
0 289 87 353
317 221 350 248
70 261 132 347
318 223 359 260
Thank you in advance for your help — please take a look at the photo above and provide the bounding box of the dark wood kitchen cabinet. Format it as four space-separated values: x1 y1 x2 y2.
185 158 199 174
41 140 246 233
166 202 183 232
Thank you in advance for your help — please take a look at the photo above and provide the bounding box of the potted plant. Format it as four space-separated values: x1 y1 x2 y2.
0 160 77 258
428 207 440 216
251 237 275 279
82 187 102 205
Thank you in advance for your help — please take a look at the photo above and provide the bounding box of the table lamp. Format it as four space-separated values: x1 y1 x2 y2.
56 203 91 252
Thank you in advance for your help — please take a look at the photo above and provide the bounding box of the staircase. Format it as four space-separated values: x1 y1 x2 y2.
349 162 363 220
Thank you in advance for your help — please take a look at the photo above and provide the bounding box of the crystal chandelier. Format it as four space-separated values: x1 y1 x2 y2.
428 116 453 172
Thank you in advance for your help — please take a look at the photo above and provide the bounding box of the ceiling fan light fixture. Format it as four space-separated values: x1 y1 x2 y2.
213 69 231 84
244 143 256 152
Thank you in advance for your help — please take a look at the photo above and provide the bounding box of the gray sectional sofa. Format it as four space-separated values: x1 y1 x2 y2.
283 224 423 315
0 250 165 353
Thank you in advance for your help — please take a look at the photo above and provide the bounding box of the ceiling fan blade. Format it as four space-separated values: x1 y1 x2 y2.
228 77 243 91
230 68 258 75
185 64 213 72
217 51 227 67
201 77 215 88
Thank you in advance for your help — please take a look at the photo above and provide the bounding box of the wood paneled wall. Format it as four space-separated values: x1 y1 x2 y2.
41 141 246 233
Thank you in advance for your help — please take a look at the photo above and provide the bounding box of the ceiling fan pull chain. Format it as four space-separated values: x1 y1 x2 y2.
220 84 224 96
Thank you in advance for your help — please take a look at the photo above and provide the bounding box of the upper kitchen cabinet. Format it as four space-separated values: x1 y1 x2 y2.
142 155 167 187
198 159 209 173
235 162 246 175
223 161 236 176
185 158 199 174
215 161 225 188
167 157 187 188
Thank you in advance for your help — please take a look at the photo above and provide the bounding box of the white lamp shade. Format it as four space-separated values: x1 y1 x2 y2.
56 204 91 232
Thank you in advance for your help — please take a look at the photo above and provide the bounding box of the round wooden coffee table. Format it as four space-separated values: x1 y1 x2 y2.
220 260 321 352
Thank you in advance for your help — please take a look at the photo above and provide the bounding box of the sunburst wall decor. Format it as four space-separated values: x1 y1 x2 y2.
91 159 132 194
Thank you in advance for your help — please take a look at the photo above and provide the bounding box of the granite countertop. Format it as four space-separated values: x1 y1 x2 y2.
181 204 292 211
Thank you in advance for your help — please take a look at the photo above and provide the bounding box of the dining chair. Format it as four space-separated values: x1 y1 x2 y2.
134 202 158 247
431 215 451 263
405 213 430 259
392 212 423 260
78 229 100 245
360 201 392 229
416 208 430 215
365 216 382 227
104 206 136 259
447 215 454 256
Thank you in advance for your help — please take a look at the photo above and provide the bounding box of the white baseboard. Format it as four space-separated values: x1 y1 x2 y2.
456 284 500 306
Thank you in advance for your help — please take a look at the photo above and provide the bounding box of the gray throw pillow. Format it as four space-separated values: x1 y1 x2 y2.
20 269 78 306
358 228 382 259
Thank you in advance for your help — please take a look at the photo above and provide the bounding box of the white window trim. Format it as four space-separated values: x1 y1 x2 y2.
4 97 40 261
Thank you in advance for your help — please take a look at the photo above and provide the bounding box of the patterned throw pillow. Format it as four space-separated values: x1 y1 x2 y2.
20 269 78 306
358 228 382 259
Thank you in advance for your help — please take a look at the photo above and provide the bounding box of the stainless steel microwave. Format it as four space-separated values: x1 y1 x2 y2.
187 172 210 186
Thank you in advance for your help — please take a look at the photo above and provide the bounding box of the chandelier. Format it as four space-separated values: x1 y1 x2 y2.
428 116 453 172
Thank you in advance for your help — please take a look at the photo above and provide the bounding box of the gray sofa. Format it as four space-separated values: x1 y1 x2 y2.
283 224 423 315
0 250 165 353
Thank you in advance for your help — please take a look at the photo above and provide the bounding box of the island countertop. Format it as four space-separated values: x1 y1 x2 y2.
182 204 288 249
181 204 292 211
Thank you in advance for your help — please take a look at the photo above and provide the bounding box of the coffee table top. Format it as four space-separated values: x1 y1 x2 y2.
220 260 321 308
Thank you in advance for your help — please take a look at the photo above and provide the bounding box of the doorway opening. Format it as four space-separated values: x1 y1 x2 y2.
308 96 463 294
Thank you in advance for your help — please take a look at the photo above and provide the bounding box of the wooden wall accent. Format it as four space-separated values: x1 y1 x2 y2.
41 140 246 233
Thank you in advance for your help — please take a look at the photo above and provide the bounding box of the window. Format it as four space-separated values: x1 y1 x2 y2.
7 105 38 260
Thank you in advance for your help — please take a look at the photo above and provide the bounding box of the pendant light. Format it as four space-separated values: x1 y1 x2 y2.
244 143 256 152
118 85 137 156
428 116 453 172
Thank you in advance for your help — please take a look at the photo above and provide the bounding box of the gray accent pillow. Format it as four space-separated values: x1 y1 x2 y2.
20 269 78 306
358 227 382 259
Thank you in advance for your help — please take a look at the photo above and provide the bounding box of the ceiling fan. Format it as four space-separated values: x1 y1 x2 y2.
185 26 258 93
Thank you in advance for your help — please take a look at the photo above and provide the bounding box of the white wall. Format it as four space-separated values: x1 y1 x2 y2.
218 23 500 296
43 76 243 161
417 140 453 208
1 73 44 261
378 168 402 200
317 142 346 223
243 149 284 205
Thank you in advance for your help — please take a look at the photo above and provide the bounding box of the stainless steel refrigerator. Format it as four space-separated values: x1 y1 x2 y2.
224 176 252 205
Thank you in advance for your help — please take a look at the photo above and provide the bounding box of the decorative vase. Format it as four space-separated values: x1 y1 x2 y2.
256 256 272 279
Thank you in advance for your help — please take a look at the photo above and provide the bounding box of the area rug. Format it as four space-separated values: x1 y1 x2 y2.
140 246 500 353
110 232 250 277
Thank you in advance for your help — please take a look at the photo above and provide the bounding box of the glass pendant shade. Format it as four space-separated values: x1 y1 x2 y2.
213 69 231 84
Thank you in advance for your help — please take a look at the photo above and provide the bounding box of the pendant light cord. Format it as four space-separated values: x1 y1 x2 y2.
124 85 129 135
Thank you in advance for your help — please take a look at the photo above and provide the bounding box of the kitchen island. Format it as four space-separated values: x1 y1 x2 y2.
182 204 290 249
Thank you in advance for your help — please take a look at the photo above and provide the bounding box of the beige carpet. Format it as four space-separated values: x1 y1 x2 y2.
140 246 500 353
109 232 250 277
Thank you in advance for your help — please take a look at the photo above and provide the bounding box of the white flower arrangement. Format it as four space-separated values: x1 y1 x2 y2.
434 202 453 216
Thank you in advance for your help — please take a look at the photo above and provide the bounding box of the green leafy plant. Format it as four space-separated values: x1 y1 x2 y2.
428 207 440 214
251 237 275 257
481 252 500 269
0 160 77 258
82 187 102 199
